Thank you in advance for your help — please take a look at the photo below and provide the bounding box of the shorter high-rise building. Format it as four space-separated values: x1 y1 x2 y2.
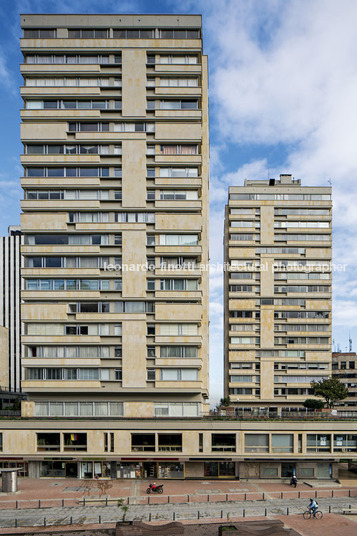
0 226 21 391
224 175 332 414
332 351 357 409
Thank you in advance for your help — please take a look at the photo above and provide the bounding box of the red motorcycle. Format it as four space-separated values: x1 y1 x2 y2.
146 482 164 494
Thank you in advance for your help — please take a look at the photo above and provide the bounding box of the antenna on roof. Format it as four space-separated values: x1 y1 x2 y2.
349 334 353 352
328 178 332 187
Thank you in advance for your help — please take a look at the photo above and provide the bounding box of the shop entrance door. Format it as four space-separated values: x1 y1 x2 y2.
143 462 157 479
281 462 296 478
65 462 78 478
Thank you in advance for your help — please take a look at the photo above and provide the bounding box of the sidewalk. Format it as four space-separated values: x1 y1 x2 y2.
0 476 354 504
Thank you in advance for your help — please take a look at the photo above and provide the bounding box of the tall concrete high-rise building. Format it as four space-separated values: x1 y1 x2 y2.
0 226 21 392
224 175 332 414
20 14 209 419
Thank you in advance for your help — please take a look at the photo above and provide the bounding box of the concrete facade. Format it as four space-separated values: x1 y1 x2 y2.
0 227 21 391
19 14 209 419
1 413 354 479
224 175 332 413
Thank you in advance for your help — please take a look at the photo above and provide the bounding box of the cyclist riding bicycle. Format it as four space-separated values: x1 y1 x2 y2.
307 498 318 517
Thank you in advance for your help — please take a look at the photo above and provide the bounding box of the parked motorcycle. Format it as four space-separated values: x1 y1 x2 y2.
146 482 164 494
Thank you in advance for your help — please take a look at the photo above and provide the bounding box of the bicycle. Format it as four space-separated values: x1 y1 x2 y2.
303 509 323 520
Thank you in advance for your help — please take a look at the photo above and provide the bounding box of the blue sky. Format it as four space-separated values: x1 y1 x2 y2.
1 0 357 404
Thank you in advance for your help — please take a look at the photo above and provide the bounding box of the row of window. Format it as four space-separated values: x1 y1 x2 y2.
25 53 202 65
25 322 199 336
27 233 198 247
274 324 329 332
25 367 199 382
26 345 199 359
25 278 199 292
274 337 329 344
24 255 199 269
25 77 121 87
274 273 330 280
25 167 115 177
25 144 122 155
147 100 199 110
230 193 331 201
231 260 331 268
274 221 330 228
24 143 198 155
68 122 154 132
274 285 330 293
25 323 122 336
26 54 121 64
26 100 121 110
274 375 327 384
68 212 155 223
34 401 199 418
24 189 199 201
23 28 201 40
26 164 199 178
25 279 121 291
25 76 199 88
27 346 118 358
25 99 202 111
275 234 330 241
229 208 330 216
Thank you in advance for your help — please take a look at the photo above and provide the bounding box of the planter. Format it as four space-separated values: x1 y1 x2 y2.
218 525 239 535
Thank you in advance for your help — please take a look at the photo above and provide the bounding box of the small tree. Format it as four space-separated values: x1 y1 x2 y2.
303 398 325 410
117 498 129 521
310 377 349 409
218 396 231 408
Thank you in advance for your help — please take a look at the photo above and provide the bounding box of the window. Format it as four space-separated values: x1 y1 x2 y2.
211 434 236 452
132 433 155 452
159 234 198 246
147 368 156 381
35 401 123 417
158 100 198 110
159 167 198 178
158 433 182 452
147 279 155 291
160 368 198 381
26 54 114 65
159 79 199 88
159 55 198 64
24 29 56 38
114 369 122 381
68 29 109 38
113 122 154 132
114 346 122 358
145 325 155 338
147 346 156 357
37 433 60 451
159 279 198 291
154 402 199 417
159 29 200 39
104 432 115 453
160 190 198 200
271 434 293 453
114 29 155 38
159 324 198 336
63 433 87 451
68 123 109 132
160 346 198 358
245 434 269 453
306 434 331 452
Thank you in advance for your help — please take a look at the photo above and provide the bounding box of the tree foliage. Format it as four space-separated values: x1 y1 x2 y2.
310 377 349 409
218 396 231 408
303 398 325 410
